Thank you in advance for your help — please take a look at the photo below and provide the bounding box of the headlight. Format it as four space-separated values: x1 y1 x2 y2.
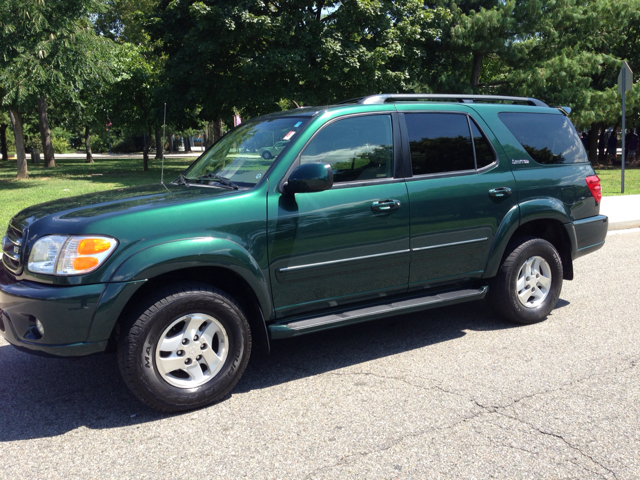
28 235 118 276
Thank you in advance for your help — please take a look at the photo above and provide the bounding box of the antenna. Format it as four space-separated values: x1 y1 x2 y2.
161 103 167 184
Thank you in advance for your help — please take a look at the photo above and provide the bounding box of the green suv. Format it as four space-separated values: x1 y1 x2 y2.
0 94 608 412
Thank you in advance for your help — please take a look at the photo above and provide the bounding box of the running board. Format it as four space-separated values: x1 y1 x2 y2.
269 286 488 339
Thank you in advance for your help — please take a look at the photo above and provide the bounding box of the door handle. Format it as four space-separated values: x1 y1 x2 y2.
488 187 512 198
371 199 401 212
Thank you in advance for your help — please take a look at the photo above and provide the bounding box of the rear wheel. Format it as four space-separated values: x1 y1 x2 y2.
118 283 251 412
261 150 272 159
487 237 563 325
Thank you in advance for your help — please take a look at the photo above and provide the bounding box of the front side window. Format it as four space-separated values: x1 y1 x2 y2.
499 112 588 164
300 115 393 183
405 113 476 175
182 116 310 187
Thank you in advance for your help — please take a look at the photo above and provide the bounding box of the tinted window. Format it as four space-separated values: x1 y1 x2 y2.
499 113 588 164
300 115 393 183
470 120 495 168
405 113 475 175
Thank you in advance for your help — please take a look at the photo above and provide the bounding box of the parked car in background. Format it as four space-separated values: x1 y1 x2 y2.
259 140 289 159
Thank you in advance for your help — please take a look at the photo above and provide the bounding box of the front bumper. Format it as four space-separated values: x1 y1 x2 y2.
0 268 107 356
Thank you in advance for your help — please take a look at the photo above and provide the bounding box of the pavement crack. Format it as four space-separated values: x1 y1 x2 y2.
303 407 489 479
489 410 619 480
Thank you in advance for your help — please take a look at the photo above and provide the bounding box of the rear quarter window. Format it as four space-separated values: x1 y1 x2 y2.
499 112 588 164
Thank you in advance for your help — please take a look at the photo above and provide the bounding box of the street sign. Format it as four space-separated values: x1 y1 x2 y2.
618 61 633 94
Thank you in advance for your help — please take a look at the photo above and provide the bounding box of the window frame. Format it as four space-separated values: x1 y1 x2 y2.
280 112 404 192
398 111 498 180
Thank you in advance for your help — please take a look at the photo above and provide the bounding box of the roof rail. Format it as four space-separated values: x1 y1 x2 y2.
353 94 548 107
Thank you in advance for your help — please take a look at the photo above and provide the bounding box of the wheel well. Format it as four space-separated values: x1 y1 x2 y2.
509 219 573 280
108 267 270 354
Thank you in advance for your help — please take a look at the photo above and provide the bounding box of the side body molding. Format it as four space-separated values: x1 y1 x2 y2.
483 197 574 279
109 237 273 319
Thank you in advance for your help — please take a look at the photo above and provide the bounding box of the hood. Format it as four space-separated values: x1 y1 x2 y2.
12 183 235 229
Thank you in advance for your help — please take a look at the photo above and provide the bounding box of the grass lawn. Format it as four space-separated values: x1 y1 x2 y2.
0 156 194 229
1 156 639 231
594 165 640 196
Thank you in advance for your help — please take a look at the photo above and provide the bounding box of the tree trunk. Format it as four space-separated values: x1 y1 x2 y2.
205 122 214 148
0 123 8 161
85 126 94 163
9 109 28 179
588 123 600 166
213 118 223 142
471 52 483 90
168 131 174 153
142 126 152 171
37 95 56 167
185 135 192 152
155 128 163 160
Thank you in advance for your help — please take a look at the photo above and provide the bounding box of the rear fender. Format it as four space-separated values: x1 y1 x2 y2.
484 198 573 278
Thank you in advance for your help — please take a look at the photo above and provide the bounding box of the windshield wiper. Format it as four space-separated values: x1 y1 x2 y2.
198 173 239 190
175 174 190 186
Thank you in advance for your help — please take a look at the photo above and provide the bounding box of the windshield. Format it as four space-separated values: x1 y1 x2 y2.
180 116 311 187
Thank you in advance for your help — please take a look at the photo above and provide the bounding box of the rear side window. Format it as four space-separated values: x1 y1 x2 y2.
405 113 495 175
470 120 494 169
499 112 588 164
300 115 393 183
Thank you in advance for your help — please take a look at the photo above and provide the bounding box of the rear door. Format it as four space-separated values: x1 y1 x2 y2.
396 104 517 290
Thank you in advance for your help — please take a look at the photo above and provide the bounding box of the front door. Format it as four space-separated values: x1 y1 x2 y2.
267 113 410 318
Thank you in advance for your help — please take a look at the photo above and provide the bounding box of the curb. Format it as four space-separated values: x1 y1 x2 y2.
607 220 640 231
600 194 640 231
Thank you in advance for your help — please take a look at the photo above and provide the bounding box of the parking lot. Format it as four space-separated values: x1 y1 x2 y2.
1 230 638 479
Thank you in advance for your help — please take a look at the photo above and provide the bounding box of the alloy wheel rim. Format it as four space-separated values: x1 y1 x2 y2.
516 255 552 308
155 313 229 389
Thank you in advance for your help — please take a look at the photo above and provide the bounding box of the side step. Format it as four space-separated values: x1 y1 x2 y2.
269 286 488 339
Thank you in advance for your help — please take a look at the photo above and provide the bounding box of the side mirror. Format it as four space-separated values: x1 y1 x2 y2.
283 163 333 194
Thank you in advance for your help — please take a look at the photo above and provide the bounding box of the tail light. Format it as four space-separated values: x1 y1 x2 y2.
585 175 602 204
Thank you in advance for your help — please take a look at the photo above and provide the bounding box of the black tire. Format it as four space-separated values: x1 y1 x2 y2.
487 236 563 325
261 150 272 160
117 283 251 412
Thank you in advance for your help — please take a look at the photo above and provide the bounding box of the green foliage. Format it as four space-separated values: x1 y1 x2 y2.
0 0 116 107
149 0 442 121
90 136 107 154
51 137 70 154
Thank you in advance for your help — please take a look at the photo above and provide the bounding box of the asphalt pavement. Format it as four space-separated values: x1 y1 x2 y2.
1 228 639 479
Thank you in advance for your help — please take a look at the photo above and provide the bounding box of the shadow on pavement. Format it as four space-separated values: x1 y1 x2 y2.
0 299 534 442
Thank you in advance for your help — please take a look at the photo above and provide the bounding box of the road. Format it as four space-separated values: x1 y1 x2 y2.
1 230 639 479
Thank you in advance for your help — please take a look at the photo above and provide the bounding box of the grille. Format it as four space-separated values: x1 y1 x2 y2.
2 219 25 275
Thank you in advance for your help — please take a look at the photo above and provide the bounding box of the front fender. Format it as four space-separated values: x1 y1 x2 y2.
109 237 272 317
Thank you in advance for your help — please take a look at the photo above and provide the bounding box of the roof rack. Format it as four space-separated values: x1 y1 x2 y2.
342 94 548 107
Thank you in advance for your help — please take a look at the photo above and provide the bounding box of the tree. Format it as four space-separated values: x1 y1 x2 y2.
150 0 439 125
106 43 165 170
0 0 115 172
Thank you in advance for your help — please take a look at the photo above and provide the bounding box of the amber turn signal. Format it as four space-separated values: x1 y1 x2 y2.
77 238 113 255
73 256 99 271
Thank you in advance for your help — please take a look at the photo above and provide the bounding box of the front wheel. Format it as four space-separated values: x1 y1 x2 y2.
117 283 251 412
487 237 563 325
